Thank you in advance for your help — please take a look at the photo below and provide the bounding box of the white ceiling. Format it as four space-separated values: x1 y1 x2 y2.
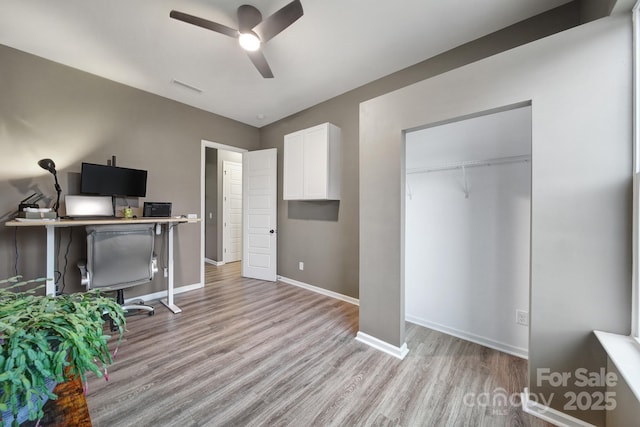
0 0 575 128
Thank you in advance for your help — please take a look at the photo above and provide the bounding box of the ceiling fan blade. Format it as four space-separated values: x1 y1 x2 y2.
170 10 239 38
246 50 274 78
237 5 262 33
252 0 303 43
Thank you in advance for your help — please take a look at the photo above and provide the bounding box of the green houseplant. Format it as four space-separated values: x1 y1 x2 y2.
0 276 126 425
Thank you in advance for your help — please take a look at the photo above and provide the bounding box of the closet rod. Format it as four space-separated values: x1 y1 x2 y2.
406 154 531 175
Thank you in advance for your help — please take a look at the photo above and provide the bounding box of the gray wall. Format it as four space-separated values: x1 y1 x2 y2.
359 14 631 426
581 0 617 21
0 44 260 295
606 359 640 426
258 2 582 299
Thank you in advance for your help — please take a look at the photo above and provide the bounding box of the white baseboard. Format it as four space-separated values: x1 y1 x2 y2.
521 388 596 427
205 258 225 266
355 331 409 360
277 275 359 306
124 282 203 305
406 315 528 359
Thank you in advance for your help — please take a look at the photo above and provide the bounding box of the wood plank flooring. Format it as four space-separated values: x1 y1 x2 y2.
86 262 551 427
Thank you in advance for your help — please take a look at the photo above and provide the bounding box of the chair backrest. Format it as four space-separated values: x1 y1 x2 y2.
85 224 156 290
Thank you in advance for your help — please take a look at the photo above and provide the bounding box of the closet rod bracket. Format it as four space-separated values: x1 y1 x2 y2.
462 165 469 199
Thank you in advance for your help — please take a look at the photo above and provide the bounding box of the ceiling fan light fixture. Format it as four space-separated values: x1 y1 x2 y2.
170 0 303 78
239 32 261 51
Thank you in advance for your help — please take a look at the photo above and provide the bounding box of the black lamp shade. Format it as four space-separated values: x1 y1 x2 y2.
38 158 57 175
37 158 61 218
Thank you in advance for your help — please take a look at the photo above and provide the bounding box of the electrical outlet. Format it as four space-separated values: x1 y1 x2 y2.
299 262 304 271
163 268 168 278
516 309 529 326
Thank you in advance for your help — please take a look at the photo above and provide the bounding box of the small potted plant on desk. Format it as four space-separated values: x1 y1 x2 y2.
0 276 126 426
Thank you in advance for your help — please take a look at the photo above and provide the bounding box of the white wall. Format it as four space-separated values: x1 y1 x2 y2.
405 107 531 358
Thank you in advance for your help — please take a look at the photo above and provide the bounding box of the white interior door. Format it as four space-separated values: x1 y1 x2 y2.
242 148 277 281
223 161 242 263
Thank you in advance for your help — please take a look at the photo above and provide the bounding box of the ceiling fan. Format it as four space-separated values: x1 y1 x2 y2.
170 0 304 78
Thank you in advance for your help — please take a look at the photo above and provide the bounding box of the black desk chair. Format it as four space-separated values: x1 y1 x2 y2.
78 224 157 317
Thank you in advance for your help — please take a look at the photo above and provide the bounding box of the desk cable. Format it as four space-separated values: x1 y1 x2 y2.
56 228 73 294
12 227 64 293
13 226 19 277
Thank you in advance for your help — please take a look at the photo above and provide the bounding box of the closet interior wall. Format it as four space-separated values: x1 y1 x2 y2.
405 105 532 358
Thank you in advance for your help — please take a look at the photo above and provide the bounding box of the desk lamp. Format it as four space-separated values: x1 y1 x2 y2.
38 158 61 218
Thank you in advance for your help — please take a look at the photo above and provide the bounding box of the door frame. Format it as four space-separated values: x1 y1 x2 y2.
200 140 247 287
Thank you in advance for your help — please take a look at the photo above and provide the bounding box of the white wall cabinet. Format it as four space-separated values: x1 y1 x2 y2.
283 122 341 200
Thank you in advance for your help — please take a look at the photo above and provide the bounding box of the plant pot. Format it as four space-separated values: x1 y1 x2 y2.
0 377 57 426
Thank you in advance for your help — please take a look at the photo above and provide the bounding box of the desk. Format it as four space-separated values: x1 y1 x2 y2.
5 217 192 313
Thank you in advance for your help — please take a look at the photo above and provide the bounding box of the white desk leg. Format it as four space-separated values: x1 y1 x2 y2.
45 225 56 296
160 223 182 313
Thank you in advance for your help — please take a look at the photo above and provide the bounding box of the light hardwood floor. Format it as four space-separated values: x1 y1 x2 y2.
86 263 551 427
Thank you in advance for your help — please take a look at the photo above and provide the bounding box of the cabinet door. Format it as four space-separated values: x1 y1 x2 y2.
303 125 329 199
283 131 304 200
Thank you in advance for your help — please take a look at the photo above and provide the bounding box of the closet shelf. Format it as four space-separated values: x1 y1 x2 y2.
406 154 531 175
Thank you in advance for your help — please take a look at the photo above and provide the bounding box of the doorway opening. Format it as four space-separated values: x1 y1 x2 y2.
404 105 532 358
200 141 247 286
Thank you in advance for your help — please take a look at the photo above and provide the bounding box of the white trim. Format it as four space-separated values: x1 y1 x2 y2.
632 0 640 342
406 315 528 359
594 330 640 403
205 258 225 267
355 331 409 360
277 275 359 306
521 388 596 427
200 140 248 298
124 282 203 306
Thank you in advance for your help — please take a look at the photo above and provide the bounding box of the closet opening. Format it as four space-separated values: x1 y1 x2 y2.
404 105 532 358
